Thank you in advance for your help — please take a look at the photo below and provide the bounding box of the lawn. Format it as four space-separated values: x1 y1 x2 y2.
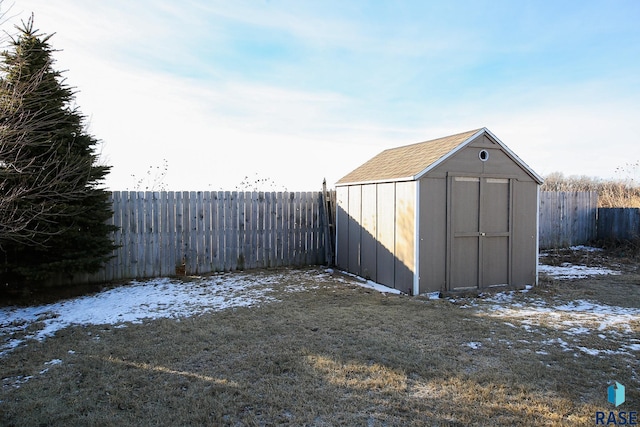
1 247 639 426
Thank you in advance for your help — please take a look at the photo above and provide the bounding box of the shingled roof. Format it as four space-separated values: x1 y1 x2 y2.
336 128 482 185
336 127 543 185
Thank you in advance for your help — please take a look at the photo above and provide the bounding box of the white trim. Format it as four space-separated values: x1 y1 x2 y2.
413 179 420 296
413 128 544 184
337 128 543 187
482 128 544 184
535 185 540 286
335 175 415 187
334 189 340 268
414 128 485 180
479 149 490 161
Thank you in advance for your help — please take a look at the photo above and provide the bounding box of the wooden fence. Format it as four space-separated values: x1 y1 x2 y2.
539 191 598 249
597 208 640 241
81 191 330 283
75 190 635 284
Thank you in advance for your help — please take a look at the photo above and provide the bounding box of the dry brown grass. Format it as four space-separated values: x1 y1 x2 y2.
541 172 640 207
1 263 639 426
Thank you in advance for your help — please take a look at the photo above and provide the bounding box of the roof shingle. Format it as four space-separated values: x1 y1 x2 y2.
336 128 482 185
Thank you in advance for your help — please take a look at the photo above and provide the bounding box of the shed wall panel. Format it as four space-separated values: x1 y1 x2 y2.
429 140 534 181
376 183 395 287
511 180 538 286
452 236 479 288
418 177 447 293
348 186 362 275
335 187 349 270
481 178 511 286
361 185 378 281
483 236 509 285
394 181 416 293
450 177 481 289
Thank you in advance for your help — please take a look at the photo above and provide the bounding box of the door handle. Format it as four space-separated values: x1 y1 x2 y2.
480 232 486 236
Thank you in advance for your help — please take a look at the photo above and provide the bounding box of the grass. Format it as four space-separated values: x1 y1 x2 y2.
1 259 639 426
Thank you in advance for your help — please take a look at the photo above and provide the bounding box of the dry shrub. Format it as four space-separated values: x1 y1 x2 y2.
541 171 640 207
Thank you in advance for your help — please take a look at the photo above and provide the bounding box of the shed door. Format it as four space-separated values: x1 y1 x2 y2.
448 177 511 290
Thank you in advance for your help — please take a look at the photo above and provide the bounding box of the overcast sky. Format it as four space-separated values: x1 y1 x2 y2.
4 1 640 190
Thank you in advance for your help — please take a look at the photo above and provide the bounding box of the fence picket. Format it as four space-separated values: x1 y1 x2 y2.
69 189 640 285
275 192 284 267
538 191 598 249
164 192 175 276
73 190 333 283
597 208 640 240
265 192 275 268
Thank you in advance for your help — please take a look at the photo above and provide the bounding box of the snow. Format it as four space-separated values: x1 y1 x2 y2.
328 269 402 295
464 342 482 349
1 250 637 364
482 298 639 334
569 245 604 252
354 279 403 294
538 263 620 279
0 268 404 358
538 246 621 279
0 270 319 357
472 248 638 357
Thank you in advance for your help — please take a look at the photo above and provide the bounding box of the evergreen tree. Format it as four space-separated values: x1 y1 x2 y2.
0 17 117 286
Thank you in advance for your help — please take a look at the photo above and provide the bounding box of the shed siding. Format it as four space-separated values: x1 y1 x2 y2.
361 184 377 281
417 137 538 293
429 138 530 179
336 186 349 270
418 177 447 293
337 129 540 294
394 181 416 294
335 181 416 292
376 183 396 287
347 186 362 275
511 179 539 286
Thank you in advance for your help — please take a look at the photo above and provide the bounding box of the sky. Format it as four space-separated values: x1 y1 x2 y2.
2 0 640 191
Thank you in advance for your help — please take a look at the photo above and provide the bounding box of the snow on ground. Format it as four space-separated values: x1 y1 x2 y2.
463 249 639 358
327 269 402 295
458 281 640 357
538 246 621 279
469 291 640 358
0 268 400 358
0 247 635 360
538 263 621 279
480 297 640 335
0 270 302 357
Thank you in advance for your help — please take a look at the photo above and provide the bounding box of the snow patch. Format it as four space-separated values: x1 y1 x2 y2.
334 270 402 295
538 263 620 279
569 246 604 252
0 270 319 357
426 292 441 300
464 342 482 349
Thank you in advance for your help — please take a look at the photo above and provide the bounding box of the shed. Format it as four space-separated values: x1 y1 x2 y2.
335 127 543 295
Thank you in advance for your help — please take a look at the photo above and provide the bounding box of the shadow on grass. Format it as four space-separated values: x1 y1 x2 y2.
1 269 637 426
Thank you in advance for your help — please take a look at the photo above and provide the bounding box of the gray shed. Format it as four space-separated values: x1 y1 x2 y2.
335 127 543 295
